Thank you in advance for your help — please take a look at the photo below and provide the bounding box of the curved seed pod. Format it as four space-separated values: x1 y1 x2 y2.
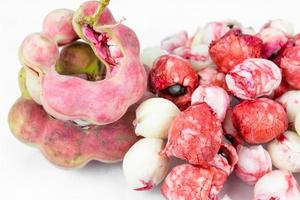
18 1 147 125
8 97 139 168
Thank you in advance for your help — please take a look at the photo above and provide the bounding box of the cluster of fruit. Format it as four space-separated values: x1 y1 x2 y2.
136 19 300 199
8 0 300 199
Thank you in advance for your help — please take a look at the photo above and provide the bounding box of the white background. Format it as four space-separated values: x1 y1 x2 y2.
1 0 300 199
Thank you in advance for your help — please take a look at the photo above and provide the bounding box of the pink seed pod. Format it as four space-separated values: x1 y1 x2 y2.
261 19 294 36
276 90 300 123
191 85 230 121
268 131 300 172
161 164 228 200
161 31 189 52
232 98 288 144
19 33 59 71
257 27 289 58
235 145 272 185
122 138 169 191
254 170 300 200
8 97 139 168
198 67 227 90
38 1 147 125
43 9 78 45
226 58 282 100
161 103 223 166
280 45 300 89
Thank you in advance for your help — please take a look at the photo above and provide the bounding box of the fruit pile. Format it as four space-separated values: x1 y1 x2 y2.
138 19 300 199
8 0 300 199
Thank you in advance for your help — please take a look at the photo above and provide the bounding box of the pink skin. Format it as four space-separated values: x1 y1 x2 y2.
191 85 230 121
161 103 223 166
198 67 227 90
8 97 139 168
235 145 272 185
19 33 59 70
257 27 289 58
232 98 288 144
280 46 300 89
23 1 147 125
226 58 282 100
254 170 300 200
161 164 228 200
43 9 78 45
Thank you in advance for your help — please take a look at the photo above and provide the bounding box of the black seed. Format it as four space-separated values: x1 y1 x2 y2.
227 24 235 29
165 84 186 97
218 150 228 159
225 134 235 144
218 147 232 165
